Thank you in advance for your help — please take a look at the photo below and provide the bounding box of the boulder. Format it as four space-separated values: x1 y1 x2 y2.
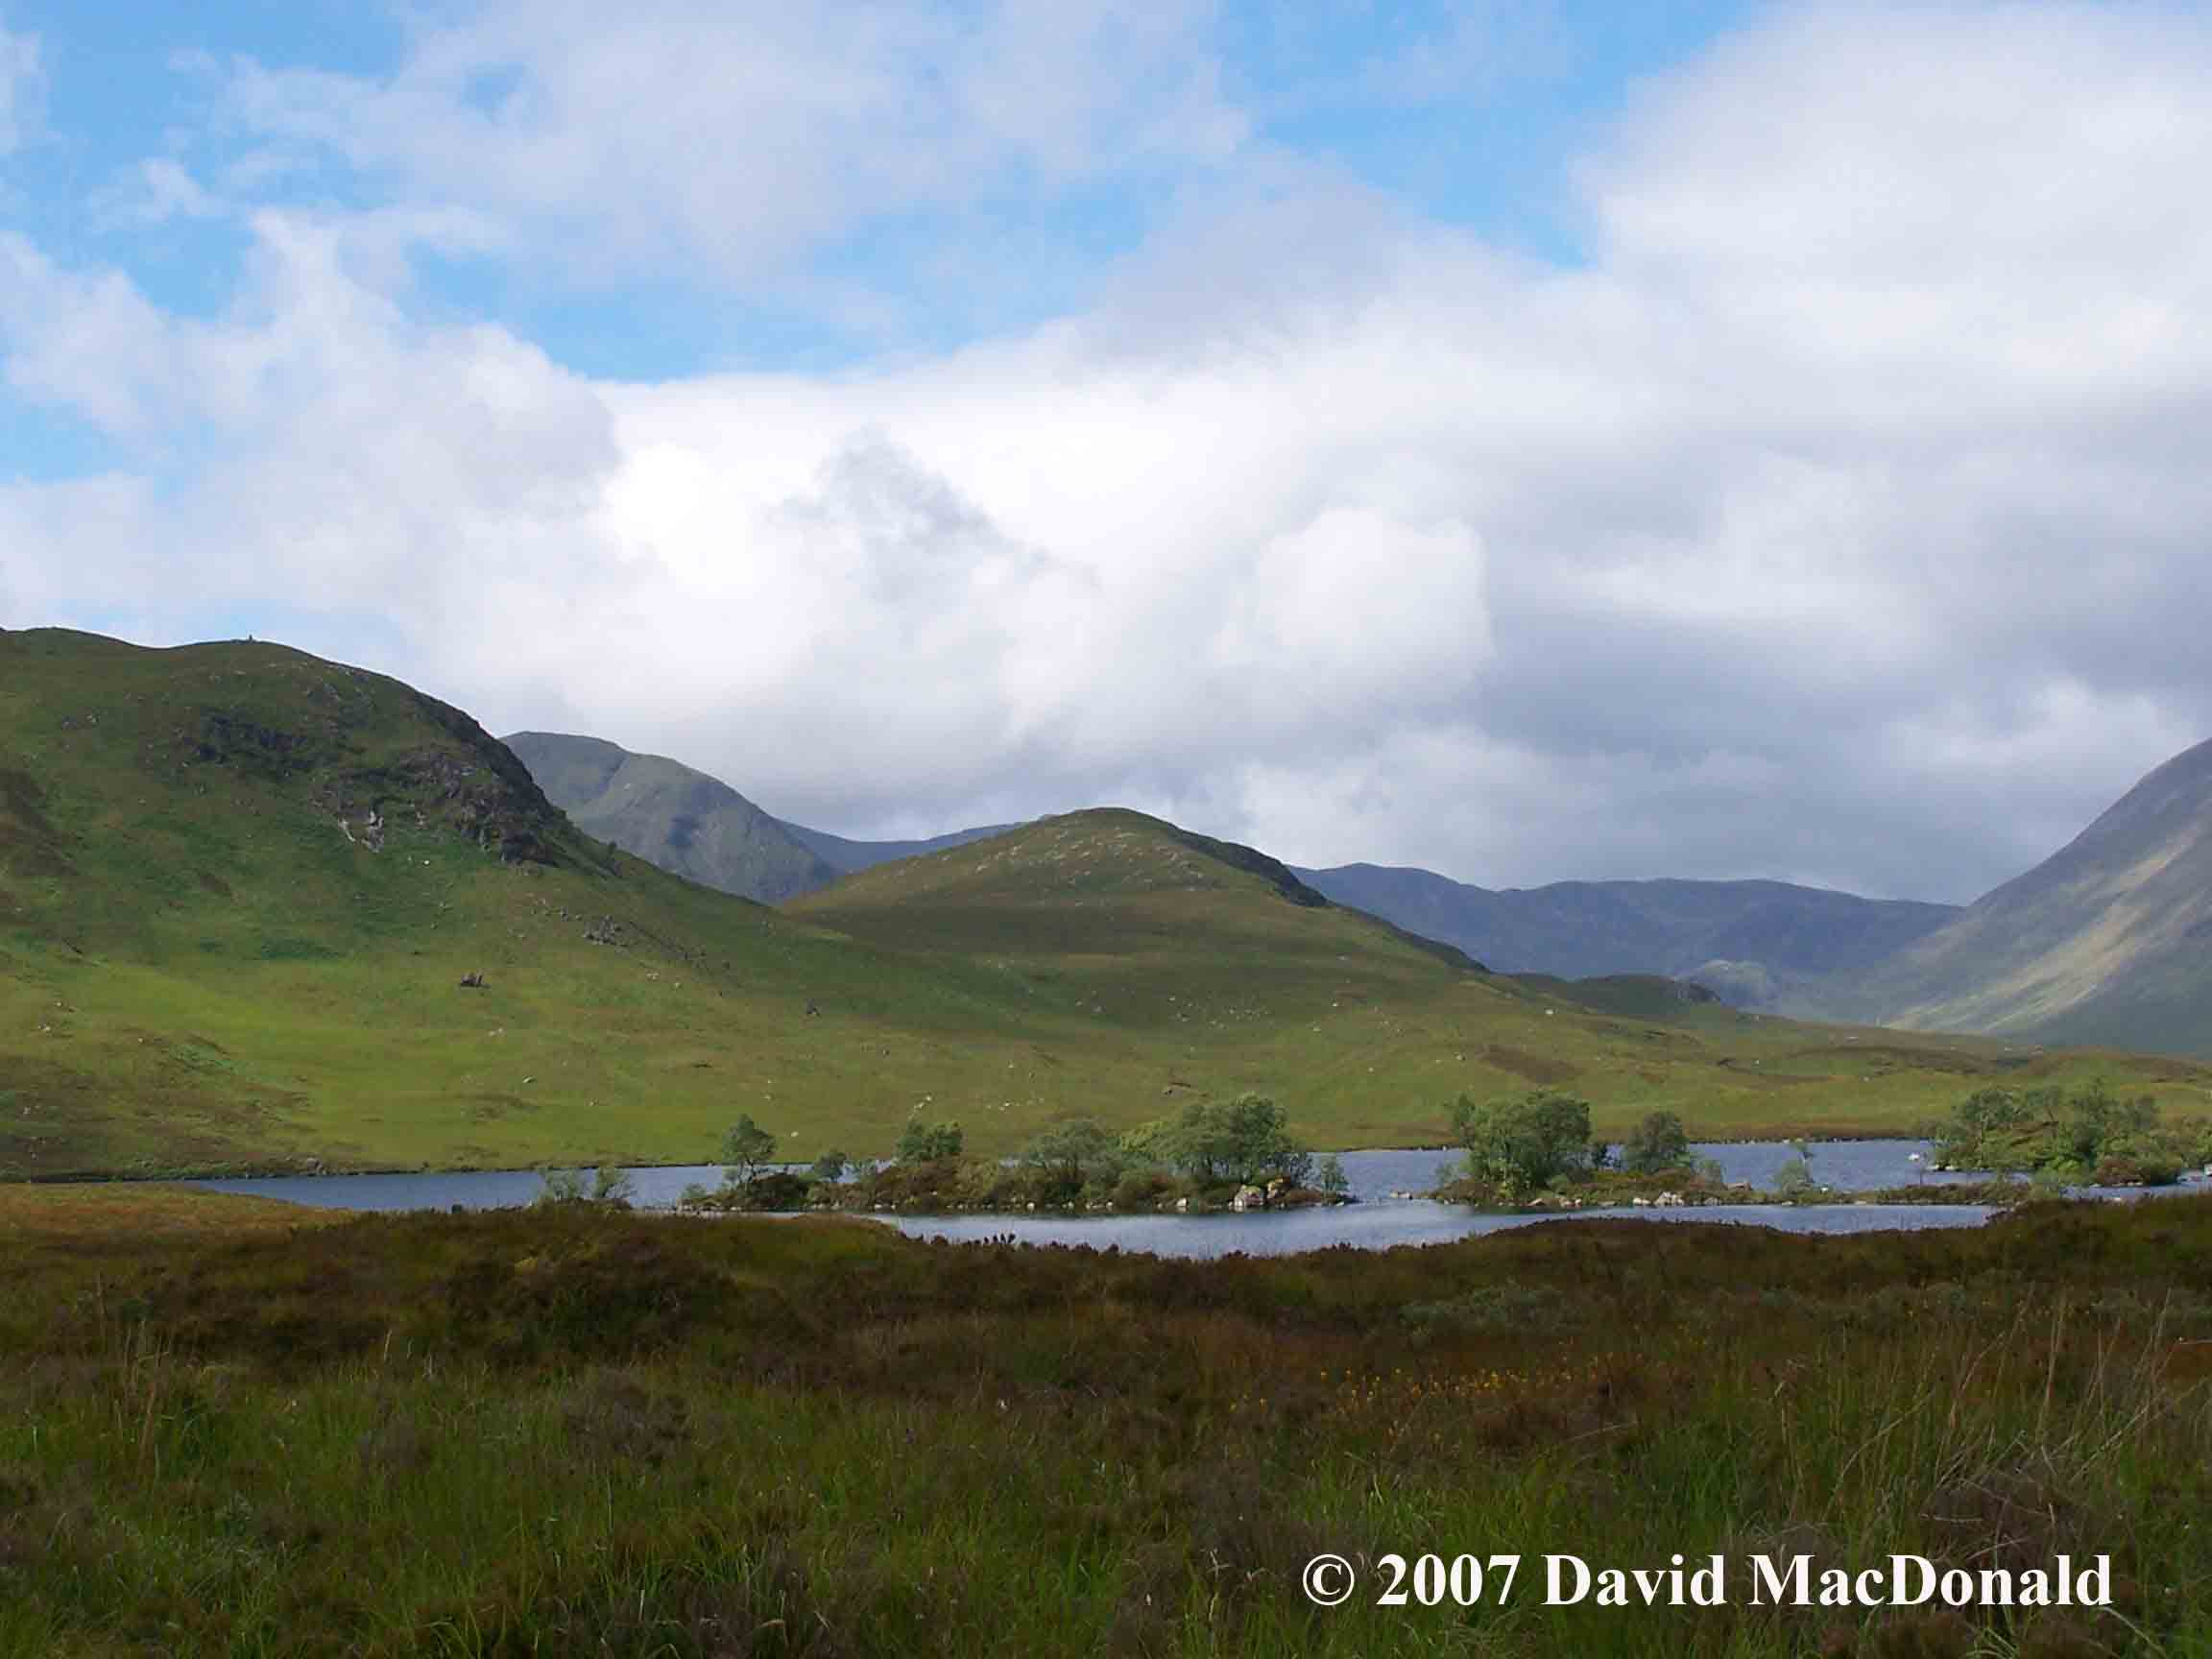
1230 1184 1266 1212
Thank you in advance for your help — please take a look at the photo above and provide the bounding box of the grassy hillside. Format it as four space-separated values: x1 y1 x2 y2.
6 627 2207 1176
0 629 1113 1176
503 730 841 901
781 809 2212 1146
1844 736 2212 1054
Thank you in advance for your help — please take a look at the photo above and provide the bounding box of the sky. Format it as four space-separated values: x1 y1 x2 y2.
2 0 2209 904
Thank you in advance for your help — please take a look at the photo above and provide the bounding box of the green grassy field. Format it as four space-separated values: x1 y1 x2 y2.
7 626 2209 1179
1 1183 2207 1656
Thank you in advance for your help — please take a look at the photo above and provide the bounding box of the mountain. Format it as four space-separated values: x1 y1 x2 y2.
503 731 840 902
9 625 2197 1177
503 730 1014 899
778 818 1017 876
3 628 1010 1175
502 730 1958 1016
1842 737 2212 1054
1294 865 1960 1011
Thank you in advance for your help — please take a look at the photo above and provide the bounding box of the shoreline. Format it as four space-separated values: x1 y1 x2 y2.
7 1131 1950 1187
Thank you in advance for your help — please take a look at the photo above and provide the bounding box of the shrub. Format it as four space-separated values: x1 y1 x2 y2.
2091 1154 2181 1188
1020 1118 1125 1195
809 1149 852 1184
1315 1154 1349 1196
2058 1080 2158 1167
533 1166 635 1210
1621 1110 1692 1176
1772 1157 1814 1197
1111 1167 1177 1210
896 1116 965 1164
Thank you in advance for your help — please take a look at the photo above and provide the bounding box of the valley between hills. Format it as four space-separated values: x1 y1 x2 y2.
5 625 2210 1179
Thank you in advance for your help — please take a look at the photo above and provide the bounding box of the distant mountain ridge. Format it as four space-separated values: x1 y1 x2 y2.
1841 735 2212 1053
780 818 1018 877
504 730 1965 1004
1293 864 1960 1012
502 731 1019 902
503 732 841 902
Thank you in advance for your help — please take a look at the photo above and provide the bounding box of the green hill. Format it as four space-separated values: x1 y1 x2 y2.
503 731 840 901
6 626 2204 1177
1842 736 2212 1054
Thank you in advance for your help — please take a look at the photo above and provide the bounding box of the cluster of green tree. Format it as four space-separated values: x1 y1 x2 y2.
674 1094 1350 1214
1929 1081 2212 1187
1443 1090 1722 1202
531 1166 637 1209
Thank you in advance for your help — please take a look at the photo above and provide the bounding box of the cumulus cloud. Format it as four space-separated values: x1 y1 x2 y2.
221 0 1244 284
6 2 2212 903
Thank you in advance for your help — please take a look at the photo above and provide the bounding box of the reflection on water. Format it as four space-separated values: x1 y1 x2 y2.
875 1200 1999 1259
172 1138 2206 1260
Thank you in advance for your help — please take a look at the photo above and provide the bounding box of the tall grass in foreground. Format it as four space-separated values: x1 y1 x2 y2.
2 1190 2209 1655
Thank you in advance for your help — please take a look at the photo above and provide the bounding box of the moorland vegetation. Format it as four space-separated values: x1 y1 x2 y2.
2 1181 2209 1656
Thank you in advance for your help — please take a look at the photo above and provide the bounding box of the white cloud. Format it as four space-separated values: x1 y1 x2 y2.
9 2 2212 904
94 157 226 227
221 0 1245 283
0 15 40 158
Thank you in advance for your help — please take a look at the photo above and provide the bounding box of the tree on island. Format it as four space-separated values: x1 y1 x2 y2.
896 1115 965 1164
1620 1110 1692 1176
535 1166 635 1209
1449 1088 1595 1192
1316 1153 1350 1196
1020 1118 1125 1192
1772 1138 1815 1196
1162 1094 1312 1187
720 1114 778 1185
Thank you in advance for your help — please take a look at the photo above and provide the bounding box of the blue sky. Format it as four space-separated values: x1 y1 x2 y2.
4 1 2211 901
2 0 1757 387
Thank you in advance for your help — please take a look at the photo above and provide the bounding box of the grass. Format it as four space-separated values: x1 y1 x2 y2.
1 1185 2209 1655
7 626 2211 1179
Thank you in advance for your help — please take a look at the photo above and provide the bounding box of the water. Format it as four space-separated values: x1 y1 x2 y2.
875 1201 2000 1258
174 1140 1980 1213
1341 1139 2000 1202
175 1140 2206 1260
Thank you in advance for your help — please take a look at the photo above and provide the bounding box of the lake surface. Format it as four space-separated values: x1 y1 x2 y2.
176 1140 2208 1260
166 1138 2212 1259
180 1140 1991 1212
